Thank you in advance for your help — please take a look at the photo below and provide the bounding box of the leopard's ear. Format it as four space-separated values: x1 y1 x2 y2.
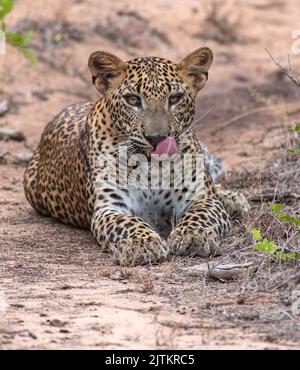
178 47 213 94
88 51 126 95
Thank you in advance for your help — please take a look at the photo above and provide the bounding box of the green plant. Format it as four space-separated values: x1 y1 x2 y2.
252 202 300 261
0 0 37 64
252 228 300 261
270 203 300 233
289 124 300 155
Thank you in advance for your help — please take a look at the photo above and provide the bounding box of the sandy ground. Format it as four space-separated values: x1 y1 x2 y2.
1 0 300 349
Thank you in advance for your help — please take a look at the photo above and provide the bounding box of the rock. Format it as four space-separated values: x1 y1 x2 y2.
0 127 26 141
0 100 9 116
237 311 260 321
47 319 68 328
14 153 33 165
0 151 9 164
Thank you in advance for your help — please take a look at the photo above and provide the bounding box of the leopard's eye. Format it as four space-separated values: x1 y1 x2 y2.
169 93 183 106
124 94 141 107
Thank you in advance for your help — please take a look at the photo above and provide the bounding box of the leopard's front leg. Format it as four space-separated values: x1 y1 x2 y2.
214 184 251 217
169 196 231 257
91 207 169 266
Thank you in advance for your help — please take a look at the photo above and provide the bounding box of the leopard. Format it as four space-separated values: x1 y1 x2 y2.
24 47 250 266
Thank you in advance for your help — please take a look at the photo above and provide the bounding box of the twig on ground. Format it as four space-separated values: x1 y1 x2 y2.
249 191 300 203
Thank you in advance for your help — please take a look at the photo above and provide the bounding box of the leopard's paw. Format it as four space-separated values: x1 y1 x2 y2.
169 228 220 257
229 191 251 216
215 186 251 217
110 235 169 266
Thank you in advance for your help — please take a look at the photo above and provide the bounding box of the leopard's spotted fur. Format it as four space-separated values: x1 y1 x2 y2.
24 48 250 266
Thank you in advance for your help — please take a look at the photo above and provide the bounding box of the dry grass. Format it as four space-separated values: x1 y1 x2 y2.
154 314 180 348
218 154 300 295
135 271 155 293
267 49 300 88
198 0 244 44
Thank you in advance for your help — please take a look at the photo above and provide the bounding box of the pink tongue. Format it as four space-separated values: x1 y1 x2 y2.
151 136 177 157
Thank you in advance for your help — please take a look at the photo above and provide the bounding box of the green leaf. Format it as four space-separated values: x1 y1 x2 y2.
6 30 33 48
0 0 15 20
292 124 300 133
6 29 37 65
280 214 300 226
0 0 36 66
276 251 300 261
19 47 38 65
252 228 262 241
252 229 300 261
263 239 277 254
254 238 278 255
269 203 283 215
289 145 300 155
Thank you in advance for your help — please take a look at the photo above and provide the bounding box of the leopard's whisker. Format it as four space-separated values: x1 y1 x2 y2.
179 109 211 137
191 109 211 127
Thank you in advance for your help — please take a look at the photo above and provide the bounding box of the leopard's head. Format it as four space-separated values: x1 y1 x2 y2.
88 48 213 153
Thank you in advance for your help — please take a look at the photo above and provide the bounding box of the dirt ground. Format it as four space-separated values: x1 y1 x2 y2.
1 0 300 349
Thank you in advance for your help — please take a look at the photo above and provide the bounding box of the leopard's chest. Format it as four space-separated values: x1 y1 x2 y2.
94 148 203 236
128 189 188 238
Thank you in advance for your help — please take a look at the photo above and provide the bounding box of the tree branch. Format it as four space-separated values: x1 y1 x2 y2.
266 48 300 87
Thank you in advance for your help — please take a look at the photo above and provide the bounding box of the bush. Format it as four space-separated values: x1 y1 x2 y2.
0 0 37 64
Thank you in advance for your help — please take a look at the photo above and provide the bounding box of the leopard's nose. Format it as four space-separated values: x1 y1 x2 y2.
145 135 166 148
